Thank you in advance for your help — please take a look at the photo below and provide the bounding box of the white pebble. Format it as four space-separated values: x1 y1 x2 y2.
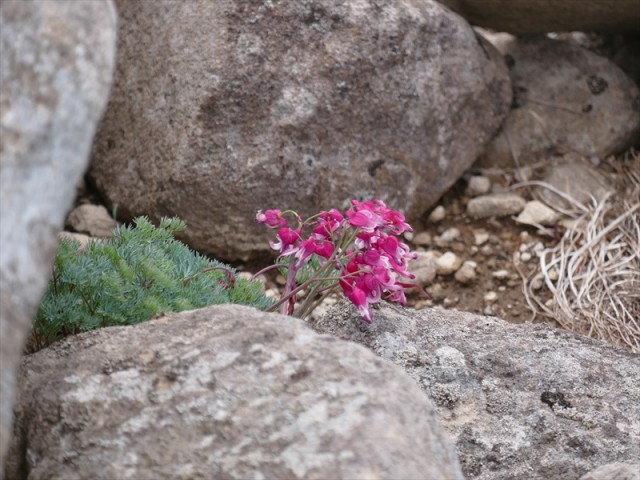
443 297 458 307
474 230 490 246
435 251 462 276
520 231 531 242
516 200 559 227
435 227 460 247
492 269 509 280
428 205 446 223
520 252 532 262
454 261 477 284
484 291 498 303
466 175 491 196
408 251 439 286
265 288 280 300
412 231 432 246
441 227 460 242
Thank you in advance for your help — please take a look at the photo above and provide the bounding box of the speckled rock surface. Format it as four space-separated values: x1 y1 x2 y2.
5 305 463 480
437 0 640 34
312 302 640 480
475 35 640 169
580 462 640 480
89 0 511 260
0 0 116 470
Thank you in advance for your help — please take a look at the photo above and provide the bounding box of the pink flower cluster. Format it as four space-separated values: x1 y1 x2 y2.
256 200 418 322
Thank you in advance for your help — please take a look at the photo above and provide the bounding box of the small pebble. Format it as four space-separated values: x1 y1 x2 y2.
466 193 526 218
435 251 462 276
429 282 446 301
408 251 439 286
412 231 432 246
520 251 532 262
480 245 493 256
435 227 460 246
498 286 506 292
515 200 559 227
520 231 531 242
443 297 458 307
466 175 492 197
484 291 498 303
66 204 118 237
483 305 495 315
492 269 509 280
474 230 490 246
454 260 477 285
265 288 280 300
428 205 446 223
548 268 559 281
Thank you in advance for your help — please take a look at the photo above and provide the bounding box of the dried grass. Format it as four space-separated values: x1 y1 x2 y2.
516 151 640 353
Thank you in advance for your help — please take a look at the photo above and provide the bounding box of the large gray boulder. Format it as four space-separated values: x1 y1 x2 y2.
475 35 640 169
0 0 117 471
89 0 511 261
438 0 640 34
312 302 640 479
4 305 463 480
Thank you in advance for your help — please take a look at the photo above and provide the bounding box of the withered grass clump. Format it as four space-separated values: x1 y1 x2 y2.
520 152 640 353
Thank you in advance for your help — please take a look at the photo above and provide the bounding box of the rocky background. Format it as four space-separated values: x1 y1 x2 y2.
1 0 639 478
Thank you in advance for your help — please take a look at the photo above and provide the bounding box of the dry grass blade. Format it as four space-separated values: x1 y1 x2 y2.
518 153 640 353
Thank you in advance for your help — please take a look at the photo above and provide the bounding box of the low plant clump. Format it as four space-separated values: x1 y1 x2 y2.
34 217 271 350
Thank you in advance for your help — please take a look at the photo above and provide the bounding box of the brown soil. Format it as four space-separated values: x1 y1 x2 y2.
405 178 555 325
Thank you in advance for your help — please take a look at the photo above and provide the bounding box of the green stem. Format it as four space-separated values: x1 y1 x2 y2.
294 283 341 319
266 273 347 314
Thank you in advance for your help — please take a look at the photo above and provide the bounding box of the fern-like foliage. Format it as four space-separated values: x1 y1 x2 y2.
34 217 271 350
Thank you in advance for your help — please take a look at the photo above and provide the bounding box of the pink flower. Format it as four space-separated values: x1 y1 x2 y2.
269 227 301 255
257 200 422 323
346 201 385 233
256 209 288 228
312 209 345 239
295 237 334 268
339 275 373 323
382 209 413 235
